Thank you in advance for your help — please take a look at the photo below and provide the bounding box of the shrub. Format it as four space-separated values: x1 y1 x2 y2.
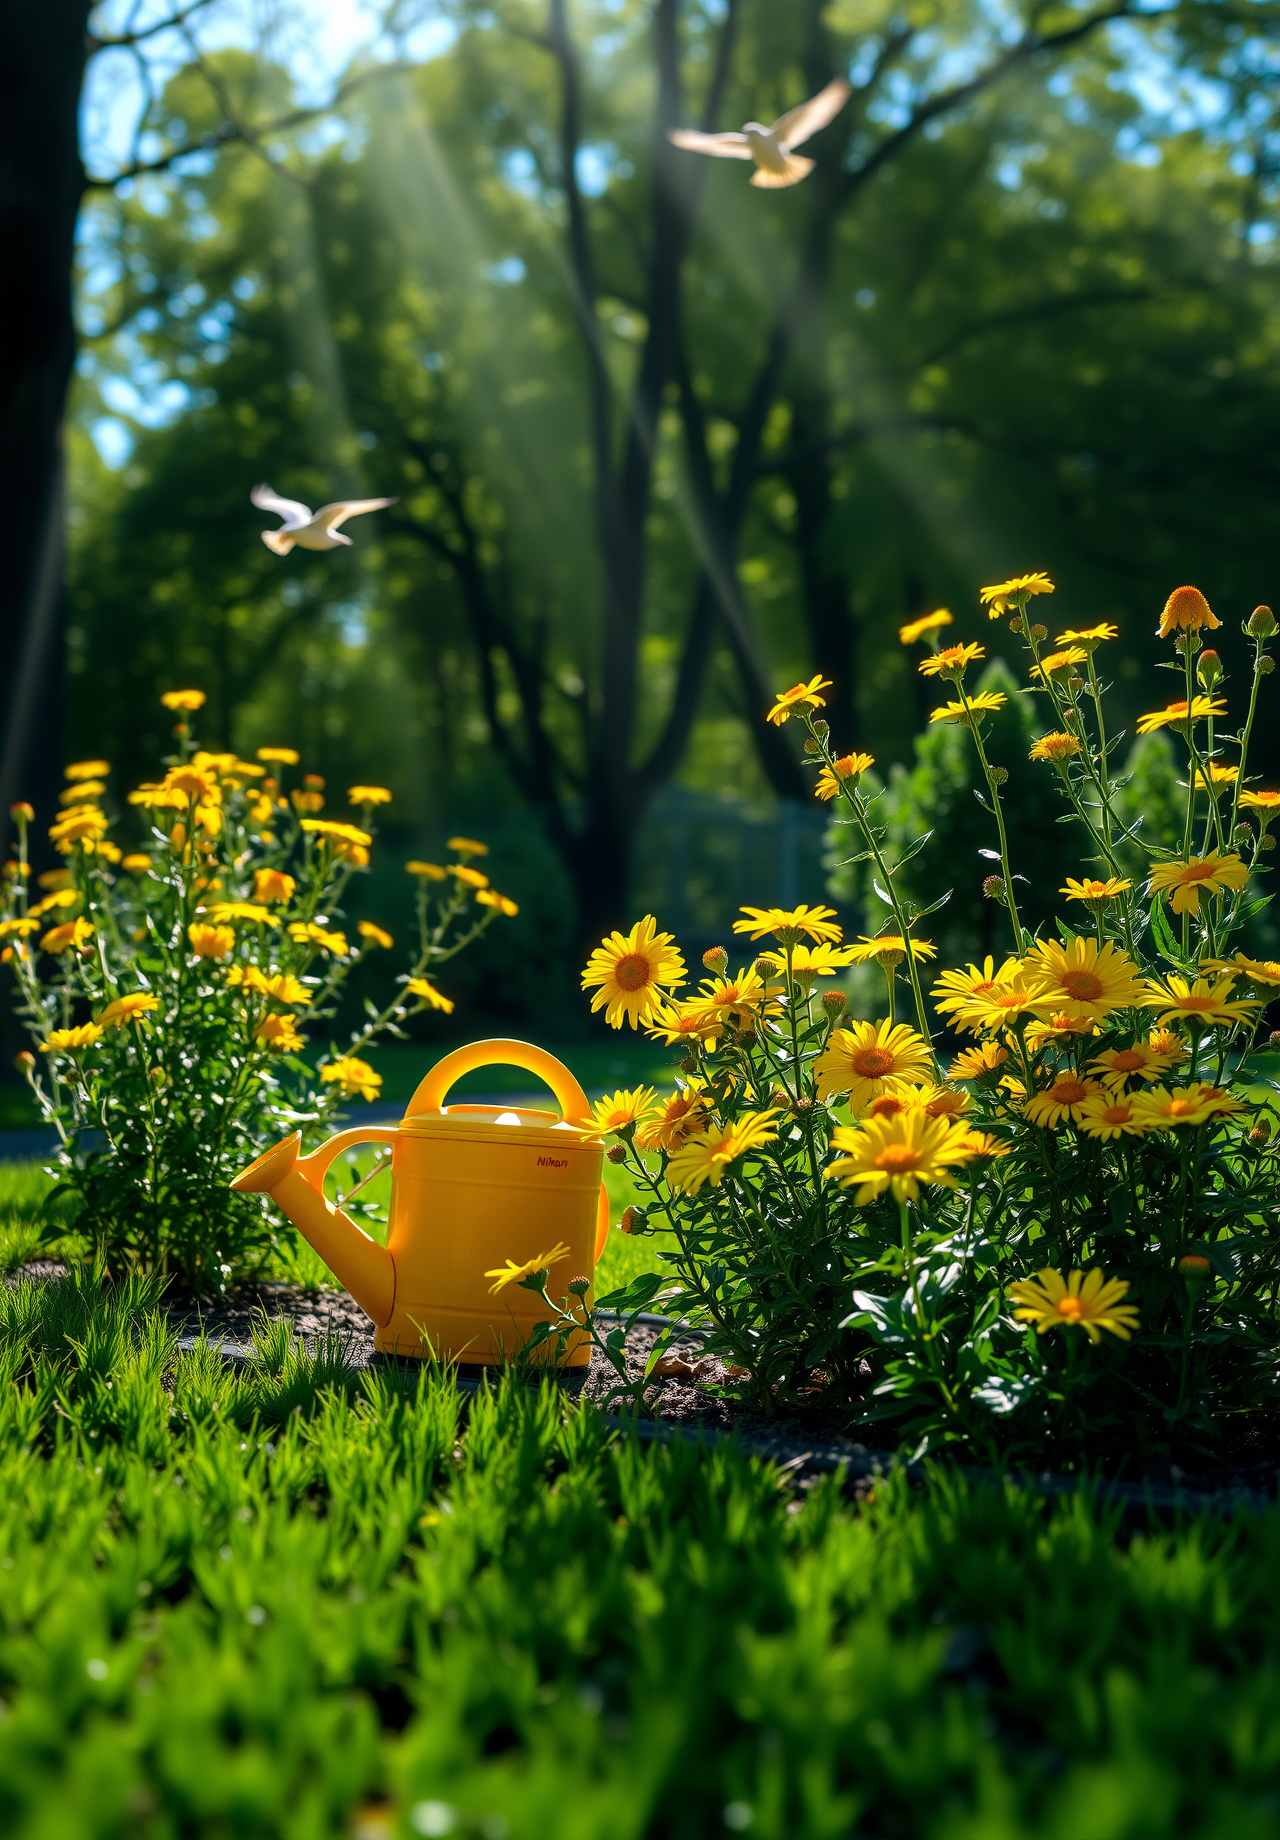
0 691 516 1292
575 583 1280 1467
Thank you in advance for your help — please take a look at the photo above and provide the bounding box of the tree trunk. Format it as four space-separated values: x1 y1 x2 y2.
0 0 88 848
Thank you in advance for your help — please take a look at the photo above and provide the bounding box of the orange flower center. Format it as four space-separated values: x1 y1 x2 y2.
875 1145 923 1173
868 1094 908 1120
1180 862 1215 882
1101 1105 1131 1125
1112 1049 1145 1071
971 979 998 999
614 952 653 992
1052 1078 1089 1104
1179 997 1214 1014
851 1046 896 1078
1056 1296 1087 1320
1168 1099 1197 1117
1059 970 1104 1002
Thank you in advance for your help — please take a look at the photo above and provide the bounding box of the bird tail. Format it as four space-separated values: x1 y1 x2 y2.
751 154 814 189
261 529 295 555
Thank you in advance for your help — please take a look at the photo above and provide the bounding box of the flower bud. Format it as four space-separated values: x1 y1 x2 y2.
702 945 728 975
679 1053 698 1074
607 1142 627 1164
982 874 1006 902
14 1051 34 1072
1067 676 1085 694
1248 605 1276 638
1030 624 1048 641
1008 617 1022 634
1260 656 1275 675
1197 650 1223 687
1234 823 1254 844
8 803 33 824
149 1066 166 1087
1270 1031 1280 1050
803 736 822 755
1179 1253 1211 1278
811 719 829 739
567 1275 590 1297
768 1087 790 1108
619 1206 638 1235
173 722 189 737
1262 833 1277 851
734 1022 757 1044
821 989 847 1019
1250 1118 1273 1145
990 766 1008 786
773 926 803 948
753 956 775 980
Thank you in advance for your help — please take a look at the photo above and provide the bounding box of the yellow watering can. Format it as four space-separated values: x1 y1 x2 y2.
230 1040 607 1367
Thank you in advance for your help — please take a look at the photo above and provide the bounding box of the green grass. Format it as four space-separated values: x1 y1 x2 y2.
2 1266 1280 1837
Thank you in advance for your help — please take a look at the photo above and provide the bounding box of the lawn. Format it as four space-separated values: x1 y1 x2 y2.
3 1264 1280 1839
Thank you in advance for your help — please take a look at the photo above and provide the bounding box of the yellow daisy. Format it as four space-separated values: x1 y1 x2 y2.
666 1112 780 1195
645 1001 723 1050
1056 624 1118 648
1028 732 1082 763
447 836 489 857
1157 585 1220 639
319 1056 382 1100
349 785 392 806
962 981 1045 1034
97 993 161 1029
407 861 447 881
255 1014 305 1055
1023 936 1146 1024
733 904 843 944
1130 1084 1245 1130
589 1087 659 1135
188 923 234 960
755 942 857 981
979 572 1054 617
827 1111 977 1204
40 918 95 955
485 1242 571 1295
405 978 455 1014
814 752 874 800
956 1130 1012 1160
1135 697 1226 736
929 692 1006 725
1143 973 1262 1030
1023 1012 1099 1054
160 689 206 712
932 958 1020 1020
948 1041 1009 1081
766 676 832 726
1148 851 1248 916
919 641 984 679
1202 953 1280 987
1239 789 1280 815
814 1020 933 1108
358 921 394 949
1023 1073 1103 1127
1076 1093 1155 1140
1029 647 1087 681
288 923 349 955
1061 877 1131 904
635 1084 712 1153
581 915 687 1030
1009 1269 1138 1342
1192 763 1238 796
205 901 282 928
847 934 937 969
65 759 110 781
899 609 953 645
696 967 776 1027
1087 1042 1175 1089
42 1023 104 1054
476 889 520 916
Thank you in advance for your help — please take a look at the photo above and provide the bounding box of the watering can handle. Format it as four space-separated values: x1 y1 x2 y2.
406 1039 593 1127
296 1125 400 1196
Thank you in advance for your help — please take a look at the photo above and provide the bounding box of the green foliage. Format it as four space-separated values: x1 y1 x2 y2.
5 1271 1280 1836
1113 730 1185 880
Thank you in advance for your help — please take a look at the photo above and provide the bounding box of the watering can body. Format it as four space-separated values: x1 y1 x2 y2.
231 1040 606 1366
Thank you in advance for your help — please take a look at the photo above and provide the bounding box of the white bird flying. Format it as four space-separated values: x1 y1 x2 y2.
251 484 398 555
667 77 852 189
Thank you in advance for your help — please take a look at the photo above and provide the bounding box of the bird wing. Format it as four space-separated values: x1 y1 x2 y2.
770 78 852 150
667 128 754 160
251 483 312 527
314 497 399 533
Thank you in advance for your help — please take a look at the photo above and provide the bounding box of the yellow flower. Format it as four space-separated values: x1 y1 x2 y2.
1056 624 1118 648
861 1083 922 1122
288 923 349 955
1130 1084 1244 1129
814 1019 933 1108
766 675 832 726
254 869 296 904
451 864 489 889
447 835 489 857
666 1112 780 1195
41 918 94 955
827 1110 976 1203
899 609 953 645
160 689 206 712
929 692 1006 725
256 746 300 765
49 806 109 852
319 1056 383 1100
1076 1094 1155 1140
42 1023 103 1054
917 1085 971 1121
122 854 153 875
205 901 282 928
405 977 455 1013
188 923 235 960
696 967 775 1027
1148 851 1248 916
349 786 392 807
37 870 72 892
980 572 1054 617
301 819 373 852
31 888 78 917
1135 697 1226 736
357 921 393 949
963 981 1043 1034
1142 973 1261 1030
1192 762 1238 796
1158 585 1220 639
485 1242 571 1295
65 759 110 781
918 641 984 679
1023 936 1147 1024
407 861 447 880
1023 1073 1103 1127
227 968 311 1006
9 802 35 822
58 779 105 804
476 888 519 916
1061 877 1131 904
733 904 842 944
0 918 39 939
847 934 936 970
1024 1012 1099 1053
755 941 857 979
1088 1040 1182 1089
1009 1269 1138 1342
636 1083 712 1152
98 993 160 1029
582 915 687 1030
1202 952 1280 987
956 1130 1011 1160
1030 647 1087 681
948 1040 1009 1081
1146 1029 1190 1067
645 1000 723 1049
590 1087 659 1134
1028 731 1081 763
814 752 874 800
1239 789 1280 815
255 1013 305 1054
292 788 325 815
931 958 1020 1024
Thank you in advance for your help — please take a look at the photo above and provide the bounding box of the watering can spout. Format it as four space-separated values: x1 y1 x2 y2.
231 1128 397 1326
